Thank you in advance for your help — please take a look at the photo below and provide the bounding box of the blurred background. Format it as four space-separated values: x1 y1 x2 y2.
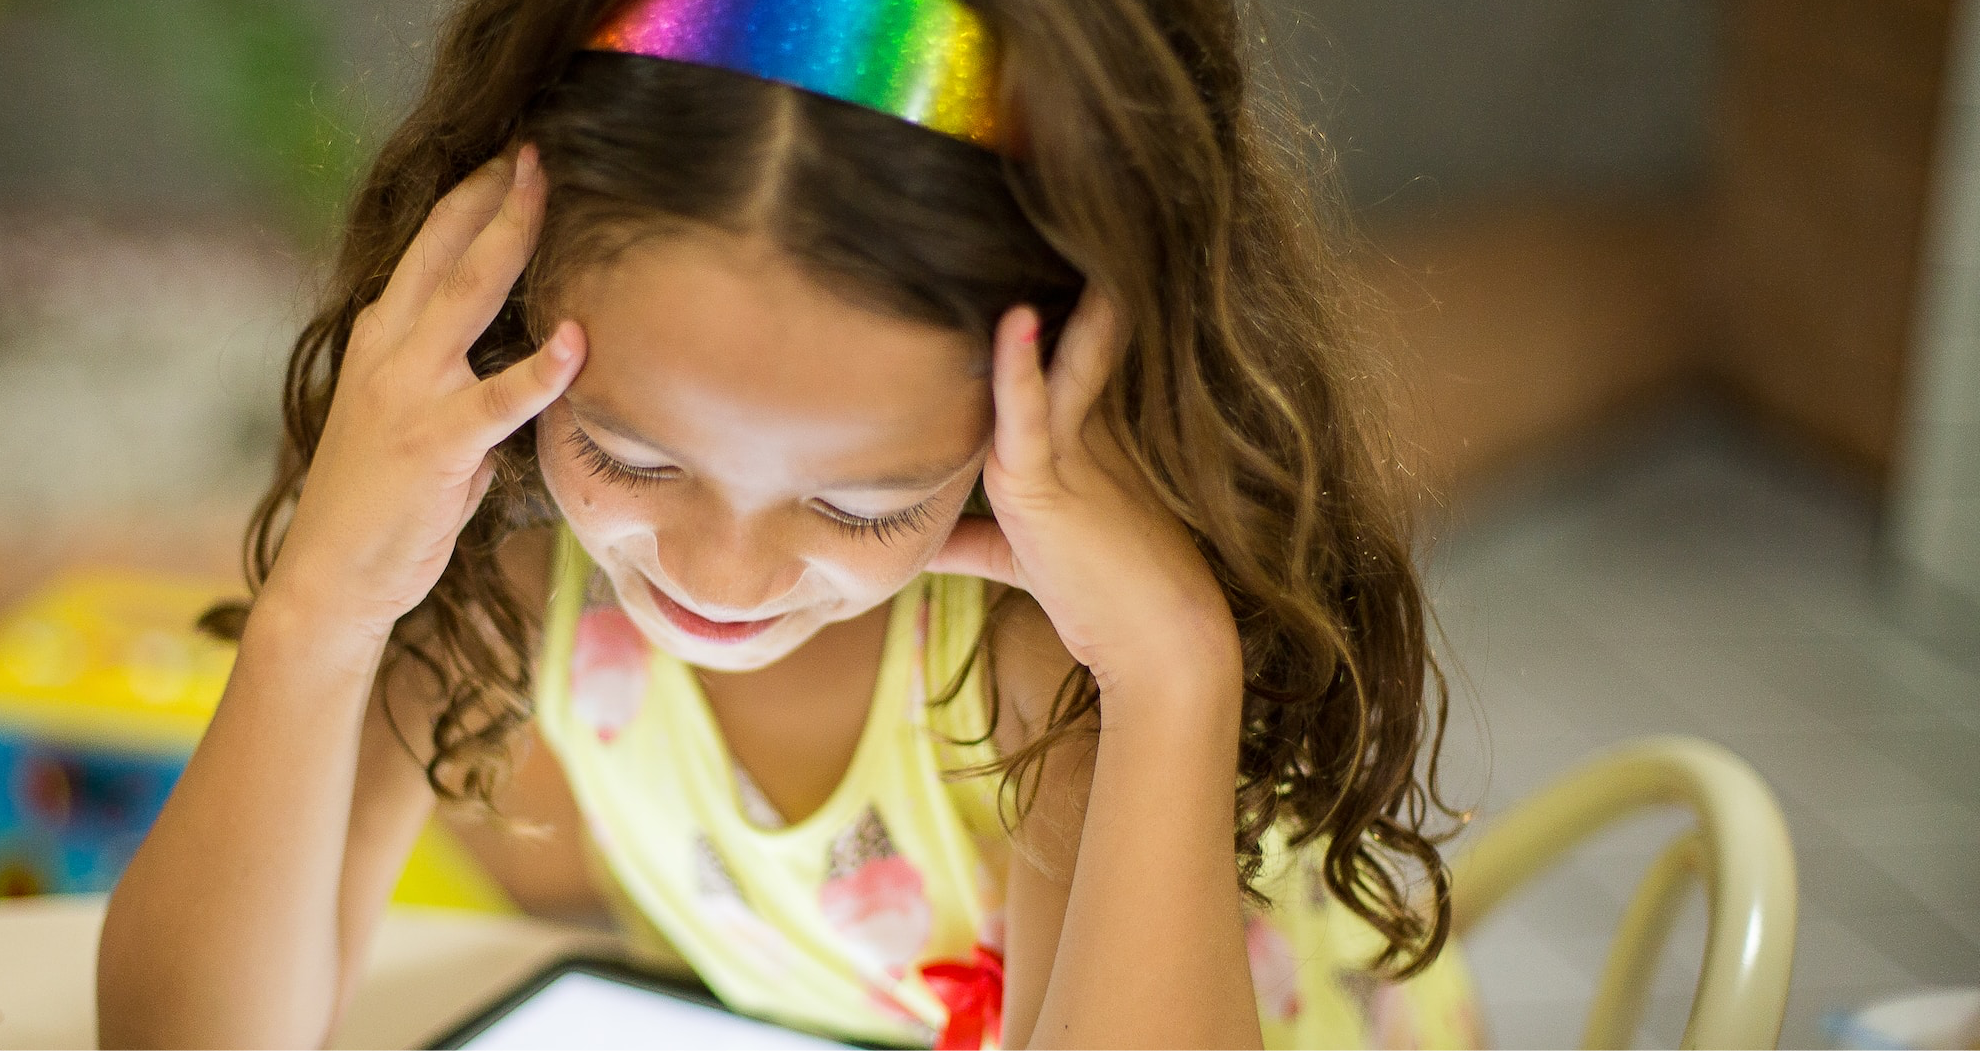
0 0 1975 1048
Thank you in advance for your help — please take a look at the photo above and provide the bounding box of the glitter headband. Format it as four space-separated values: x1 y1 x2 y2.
588 0 1003 151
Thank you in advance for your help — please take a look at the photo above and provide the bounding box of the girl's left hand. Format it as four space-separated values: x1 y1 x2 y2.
928 289 1242 710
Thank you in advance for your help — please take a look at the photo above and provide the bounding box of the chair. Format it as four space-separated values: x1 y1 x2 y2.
1449 735 1799 1049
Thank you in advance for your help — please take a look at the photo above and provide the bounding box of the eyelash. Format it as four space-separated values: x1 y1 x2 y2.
561 425 939 546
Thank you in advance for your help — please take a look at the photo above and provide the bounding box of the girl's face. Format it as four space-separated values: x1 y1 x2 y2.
536 230 993 672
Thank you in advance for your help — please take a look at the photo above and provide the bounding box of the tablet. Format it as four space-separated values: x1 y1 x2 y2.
426 956 882 1050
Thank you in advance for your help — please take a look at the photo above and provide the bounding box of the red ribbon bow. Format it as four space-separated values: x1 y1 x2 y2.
919 944 1005 1050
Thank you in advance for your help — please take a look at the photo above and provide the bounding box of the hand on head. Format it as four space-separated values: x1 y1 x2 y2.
264 145 585 635
929 289 1241 705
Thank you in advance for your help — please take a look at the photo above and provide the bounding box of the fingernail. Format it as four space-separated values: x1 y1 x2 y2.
1018 315 1039 345
545 330 572 364
516 144 540 186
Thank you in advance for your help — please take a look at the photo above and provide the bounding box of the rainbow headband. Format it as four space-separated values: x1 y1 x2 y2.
588 0 1003 151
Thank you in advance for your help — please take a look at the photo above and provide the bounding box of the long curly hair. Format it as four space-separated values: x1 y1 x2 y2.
208 0 1463 978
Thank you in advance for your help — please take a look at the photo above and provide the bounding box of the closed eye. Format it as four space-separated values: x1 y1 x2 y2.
811 499 938 546
564 423 941 545
563 424 677 487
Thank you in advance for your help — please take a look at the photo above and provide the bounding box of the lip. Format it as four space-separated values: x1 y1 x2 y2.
645 578 785 644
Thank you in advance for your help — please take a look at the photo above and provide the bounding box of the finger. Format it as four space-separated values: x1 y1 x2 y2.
1044 286 1123 446
990 306 1054 484
448 319 586 452
457 459 497 532
361 152 518 352
405 143 548 372
925 515 1021 588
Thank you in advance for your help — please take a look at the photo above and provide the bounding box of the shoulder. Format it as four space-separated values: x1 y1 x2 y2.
378 523 558 753
978 586 1095 886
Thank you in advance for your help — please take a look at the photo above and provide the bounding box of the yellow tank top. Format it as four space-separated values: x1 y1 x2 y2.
534 525 1482 1049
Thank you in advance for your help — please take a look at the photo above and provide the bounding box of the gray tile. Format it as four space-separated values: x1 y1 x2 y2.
1707 634 1966 735
1854 633 1980 721
1787 819 1907 903
1712 732 1952 811
1870 843 1980 919
1443 727 1606 818
1618 650 1850 738
1836 908 1980 985
1489 641 1710 742
1818 799 1980 854
1850 727 1980 809
1461 911 1601 1007
1781 914 1917 996
1941 910 1980 946
1790 825 1945 919
1430 409 1972 1046
1475 993 1589 1050
1489 865 1627 962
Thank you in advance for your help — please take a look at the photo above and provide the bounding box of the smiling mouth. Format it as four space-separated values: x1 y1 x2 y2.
645 578 785 644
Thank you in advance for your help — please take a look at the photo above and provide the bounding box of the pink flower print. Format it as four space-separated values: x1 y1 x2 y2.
1366 982 1420 1050
1246 915 1303 1023
571 606 647 742
819 807 932 980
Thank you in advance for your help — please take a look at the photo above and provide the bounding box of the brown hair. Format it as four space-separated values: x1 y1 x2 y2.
213 0 1461 978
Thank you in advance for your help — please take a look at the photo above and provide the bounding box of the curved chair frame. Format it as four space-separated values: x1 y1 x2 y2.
1448 735 1799 1049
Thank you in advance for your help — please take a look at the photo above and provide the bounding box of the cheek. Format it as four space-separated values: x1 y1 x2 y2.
536 418 636 533
770 485 976 624
813 507 967 601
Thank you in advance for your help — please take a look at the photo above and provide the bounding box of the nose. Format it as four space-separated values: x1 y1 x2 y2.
654 500 805 617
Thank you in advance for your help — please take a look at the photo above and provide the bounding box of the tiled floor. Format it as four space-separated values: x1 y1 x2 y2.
1429 406 1980 1048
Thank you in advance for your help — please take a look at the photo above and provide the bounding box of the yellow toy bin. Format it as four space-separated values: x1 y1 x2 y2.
0 570 512 913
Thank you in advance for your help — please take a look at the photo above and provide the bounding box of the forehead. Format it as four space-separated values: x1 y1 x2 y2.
559 231 989 467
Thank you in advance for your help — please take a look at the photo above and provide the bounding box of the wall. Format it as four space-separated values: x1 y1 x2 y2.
1280 1 1719 482
1890 0 1980 656
1705 0 1958 478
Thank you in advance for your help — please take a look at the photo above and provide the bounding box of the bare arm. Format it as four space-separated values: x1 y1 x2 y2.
97 590 437 1047
991 598 1257 1050
931 291 1262 1046
97 147 582 1047
98 516 560 1047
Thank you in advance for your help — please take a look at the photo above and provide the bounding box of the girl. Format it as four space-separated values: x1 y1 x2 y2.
97 0 1480 1046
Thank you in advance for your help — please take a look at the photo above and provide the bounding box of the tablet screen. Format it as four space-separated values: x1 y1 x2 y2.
451 968 859 1050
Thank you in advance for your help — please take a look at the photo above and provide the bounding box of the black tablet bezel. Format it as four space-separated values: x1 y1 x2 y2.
421 954 919 1050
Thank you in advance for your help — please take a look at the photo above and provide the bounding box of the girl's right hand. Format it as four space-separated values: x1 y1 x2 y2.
261 145 584 638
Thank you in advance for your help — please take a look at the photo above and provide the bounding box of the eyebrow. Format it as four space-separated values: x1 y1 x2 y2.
565 396 978 493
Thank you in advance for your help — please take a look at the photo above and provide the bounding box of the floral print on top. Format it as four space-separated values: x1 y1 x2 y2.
533 525 1484 1049
569 605 647 743
820 806 934 982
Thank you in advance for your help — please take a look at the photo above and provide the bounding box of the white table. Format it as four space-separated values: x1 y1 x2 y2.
0 894 622 1049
